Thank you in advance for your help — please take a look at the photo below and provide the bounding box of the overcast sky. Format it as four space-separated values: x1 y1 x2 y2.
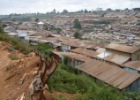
0 0 140 15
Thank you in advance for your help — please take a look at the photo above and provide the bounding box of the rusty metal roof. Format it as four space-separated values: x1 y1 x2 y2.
106 43 139 54
105 53 130 65
77 60 140 89
72 48 105 59
96 48 105 53
123 61 140 71
53 51 92 62
45 36 104 49
71 48 96 58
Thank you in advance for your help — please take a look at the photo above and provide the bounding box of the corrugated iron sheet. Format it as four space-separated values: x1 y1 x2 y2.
71 48 96 58
52 51 92 62
45 36 104 49
105 53 130 65
106 43 139 54
77 60 140 89
123 61 140 71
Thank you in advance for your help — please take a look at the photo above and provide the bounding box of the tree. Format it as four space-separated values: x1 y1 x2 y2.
73 19 82 29
84 9 88 13
106 8 112 12
73 32 81 39
52 9 56 14
62 9 68 14
35 18 39 22
124 8 129 11
55 28 62 33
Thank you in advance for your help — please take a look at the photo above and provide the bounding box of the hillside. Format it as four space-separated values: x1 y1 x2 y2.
0 33 140 100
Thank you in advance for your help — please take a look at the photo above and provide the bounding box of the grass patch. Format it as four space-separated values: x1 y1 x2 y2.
48 63 124 100
49 63 140 100
0 33 53 56
0 33 32 54
57 95 67 100
32 43 53 60
8 54 19 60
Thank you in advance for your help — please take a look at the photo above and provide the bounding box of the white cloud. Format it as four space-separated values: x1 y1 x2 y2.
0 0 139 15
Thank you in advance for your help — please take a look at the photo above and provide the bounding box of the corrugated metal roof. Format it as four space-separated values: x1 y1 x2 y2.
123 61 140 71
45 37 104 49
71 48 96 58
71 48 105 59
53 51 92 62
97 51 112 59
77 60 140 89
96 48 105 53
105 54 130 65
106 43 139 53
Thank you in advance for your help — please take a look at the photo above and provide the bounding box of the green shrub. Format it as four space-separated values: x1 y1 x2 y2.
57 95 67 100
0 33 32 54
124 92 140 100
48 63 124 100
32 43 53 60
7 46 15 52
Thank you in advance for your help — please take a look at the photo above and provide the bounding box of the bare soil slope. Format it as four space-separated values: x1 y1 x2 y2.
0 41 55 100
0 41 75 100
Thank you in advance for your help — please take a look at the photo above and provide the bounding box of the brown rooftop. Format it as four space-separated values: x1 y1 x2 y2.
71 48 96 58
106 43 139 54
53 51 92 62
123 61 140 71
105 53 130 65
45 36 104 49
77 60 140 89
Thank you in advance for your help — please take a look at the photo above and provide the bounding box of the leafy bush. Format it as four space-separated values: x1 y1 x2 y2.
32 43 53 60
73 32 81 39
124 92 140 100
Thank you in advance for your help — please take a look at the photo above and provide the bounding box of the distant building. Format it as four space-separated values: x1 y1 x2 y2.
17 30 29 42
37 21 44 30
4 26 17 37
